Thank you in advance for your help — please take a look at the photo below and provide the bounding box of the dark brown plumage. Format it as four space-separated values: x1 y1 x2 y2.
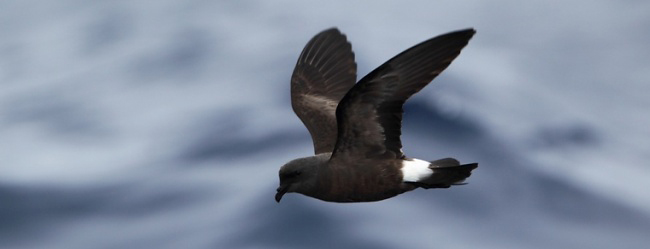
276 28 478 203
290 28 356 154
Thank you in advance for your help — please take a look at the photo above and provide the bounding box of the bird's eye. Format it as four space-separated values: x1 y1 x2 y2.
288 171 301 178
280 170 302 180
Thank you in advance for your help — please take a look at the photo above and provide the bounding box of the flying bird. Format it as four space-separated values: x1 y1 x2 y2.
276 28 478 203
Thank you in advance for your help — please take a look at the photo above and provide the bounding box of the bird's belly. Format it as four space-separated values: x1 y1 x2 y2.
313 169 415 202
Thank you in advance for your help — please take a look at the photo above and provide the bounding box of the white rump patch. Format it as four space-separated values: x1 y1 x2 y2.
401 158 433 182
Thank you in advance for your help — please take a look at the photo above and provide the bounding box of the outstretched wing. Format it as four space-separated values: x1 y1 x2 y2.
291 28 357 154
331 29 475 161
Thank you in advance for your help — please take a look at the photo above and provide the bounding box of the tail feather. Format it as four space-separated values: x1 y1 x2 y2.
414 158 478 189
431 157 461 167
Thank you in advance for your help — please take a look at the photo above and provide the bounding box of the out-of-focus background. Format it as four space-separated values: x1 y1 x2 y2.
1 1 649 248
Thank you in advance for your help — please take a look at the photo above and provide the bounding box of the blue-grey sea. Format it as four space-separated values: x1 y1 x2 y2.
1 1 649 248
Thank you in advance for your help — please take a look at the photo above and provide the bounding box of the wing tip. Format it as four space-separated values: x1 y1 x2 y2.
321 27 342 34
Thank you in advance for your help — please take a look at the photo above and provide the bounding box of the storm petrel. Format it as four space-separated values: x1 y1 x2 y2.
276 28 478 203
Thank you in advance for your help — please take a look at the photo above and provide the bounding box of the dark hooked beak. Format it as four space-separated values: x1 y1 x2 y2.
275 185 289 203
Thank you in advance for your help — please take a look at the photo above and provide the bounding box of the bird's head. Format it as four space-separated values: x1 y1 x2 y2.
275 156 322 203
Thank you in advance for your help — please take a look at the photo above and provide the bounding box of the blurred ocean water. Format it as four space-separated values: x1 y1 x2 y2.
1 1 649 248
